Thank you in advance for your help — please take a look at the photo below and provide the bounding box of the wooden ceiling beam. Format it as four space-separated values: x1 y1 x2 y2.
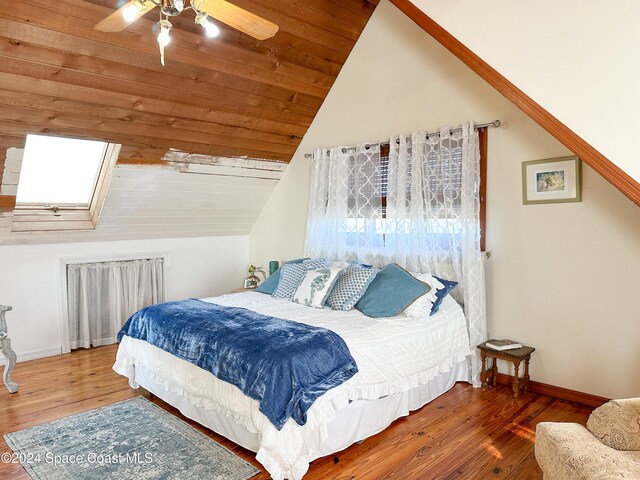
0 91 300 149
326 0 377 17
0 89 299 146
118 147 168 160
223 0 353 51
80 0 357 54
0 105 298 156
86 0 352 68
0 196 16 210
390 0 640 206
0 25 320 119
0 0 377 164
221 29 343 77
0 119 292 162
245 0 364 41
0 72 308 138
12 0 335 97
4 16 325 111
0 55 314 128
0 136 25 149
298 0 375 28
163 15 345 76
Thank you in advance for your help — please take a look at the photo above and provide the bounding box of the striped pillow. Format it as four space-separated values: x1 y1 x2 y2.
272 259 326 300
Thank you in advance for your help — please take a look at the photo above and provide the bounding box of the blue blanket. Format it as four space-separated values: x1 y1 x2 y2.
117 299 358 430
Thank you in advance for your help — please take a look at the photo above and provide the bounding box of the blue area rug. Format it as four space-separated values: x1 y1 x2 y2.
4 396 259 480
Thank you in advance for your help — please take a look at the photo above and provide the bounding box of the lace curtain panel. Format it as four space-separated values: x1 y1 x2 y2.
305 122 486 386
65 258 165 351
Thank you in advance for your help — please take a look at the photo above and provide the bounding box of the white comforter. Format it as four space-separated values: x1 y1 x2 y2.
114 291 471 480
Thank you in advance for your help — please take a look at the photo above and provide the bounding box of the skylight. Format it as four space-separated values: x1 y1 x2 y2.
16 134 108 206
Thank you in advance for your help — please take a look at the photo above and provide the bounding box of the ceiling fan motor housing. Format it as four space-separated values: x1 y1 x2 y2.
161 6 182 16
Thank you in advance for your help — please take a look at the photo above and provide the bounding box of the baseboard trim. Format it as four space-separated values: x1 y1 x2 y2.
0 347 62 366
495 373 609 408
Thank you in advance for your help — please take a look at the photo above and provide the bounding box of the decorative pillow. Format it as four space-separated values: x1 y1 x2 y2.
272 259 326 299
326 264 378 311
405 273 457 316
355 264 431 318
586 398 640 451
431 276 458 315
292 267 342 308
404 274 438 320
256 258 307 294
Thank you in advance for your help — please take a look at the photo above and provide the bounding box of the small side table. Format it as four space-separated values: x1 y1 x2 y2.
0 305 18 393
478 342 535 398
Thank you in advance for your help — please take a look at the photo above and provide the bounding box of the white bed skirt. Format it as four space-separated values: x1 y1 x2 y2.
133 359 469 468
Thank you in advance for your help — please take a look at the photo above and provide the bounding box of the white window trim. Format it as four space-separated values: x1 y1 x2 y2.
11 143 120 233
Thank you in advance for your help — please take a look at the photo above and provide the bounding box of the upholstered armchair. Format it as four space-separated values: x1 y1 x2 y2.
535 398 640 479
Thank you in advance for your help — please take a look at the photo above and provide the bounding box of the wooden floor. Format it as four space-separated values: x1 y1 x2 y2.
0 346 593 479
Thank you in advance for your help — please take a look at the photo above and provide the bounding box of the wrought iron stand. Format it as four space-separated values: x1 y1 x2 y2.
0 305 18 393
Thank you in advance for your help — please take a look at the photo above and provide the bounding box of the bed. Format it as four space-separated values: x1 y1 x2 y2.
113 290 472 480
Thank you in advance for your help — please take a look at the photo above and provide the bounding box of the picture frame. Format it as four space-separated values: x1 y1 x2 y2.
522 156 581 205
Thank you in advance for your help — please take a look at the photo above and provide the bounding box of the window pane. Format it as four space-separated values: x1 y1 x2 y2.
16 135 107 206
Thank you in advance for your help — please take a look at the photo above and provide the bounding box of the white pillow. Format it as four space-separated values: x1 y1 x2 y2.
404 273 443 320
292 267 343 308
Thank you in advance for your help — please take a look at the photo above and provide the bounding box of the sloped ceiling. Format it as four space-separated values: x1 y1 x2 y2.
0 148 287 244
403 0 640 205
0 0 378 164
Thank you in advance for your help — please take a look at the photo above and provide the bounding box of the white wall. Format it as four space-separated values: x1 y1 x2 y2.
0 235 248 362
250 0 640 398
411 0 640 184
1 149 284 244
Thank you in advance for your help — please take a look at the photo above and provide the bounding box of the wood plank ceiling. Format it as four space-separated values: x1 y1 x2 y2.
0 0 378 166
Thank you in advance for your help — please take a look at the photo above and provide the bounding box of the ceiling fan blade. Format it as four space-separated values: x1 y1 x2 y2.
95 0 157 33
197 0 279 40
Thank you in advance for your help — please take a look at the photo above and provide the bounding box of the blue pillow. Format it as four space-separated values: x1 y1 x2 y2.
255 258 306 294
355 263 373 269
355 264 431 318
430 276 458 315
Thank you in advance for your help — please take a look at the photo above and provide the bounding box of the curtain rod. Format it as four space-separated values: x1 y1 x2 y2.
303 120 501 158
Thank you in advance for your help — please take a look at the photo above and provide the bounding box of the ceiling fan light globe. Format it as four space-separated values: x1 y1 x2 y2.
195 12 219 38
203 21 220 38
122 4 140 22
157 29 171 47
174 0 185 12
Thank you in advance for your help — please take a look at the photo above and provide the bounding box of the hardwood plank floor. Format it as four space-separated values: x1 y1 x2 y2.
0 346 593 479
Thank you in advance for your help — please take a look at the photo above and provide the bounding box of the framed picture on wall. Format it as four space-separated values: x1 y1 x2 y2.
522 156 581 204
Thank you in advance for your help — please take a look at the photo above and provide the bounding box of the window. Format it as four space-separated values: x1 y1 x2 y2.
12 134 120 232
17 135 108 207
341 128 487 250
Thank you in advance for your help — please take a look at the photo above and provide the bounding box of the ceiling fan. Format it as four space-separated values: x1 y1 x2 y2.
95 0 279 65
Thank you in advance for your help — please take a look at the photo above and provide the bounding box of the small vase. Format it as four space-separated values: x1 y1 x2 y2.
268 261 280 275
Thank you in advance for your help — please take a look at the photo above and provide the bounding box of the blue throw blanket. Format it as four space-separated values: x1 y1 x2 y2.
117 299 358 430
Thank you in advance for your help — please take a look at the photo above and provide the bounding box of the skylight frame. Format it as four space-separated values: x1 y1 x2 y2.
15 135 111 211
10 136 120 233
